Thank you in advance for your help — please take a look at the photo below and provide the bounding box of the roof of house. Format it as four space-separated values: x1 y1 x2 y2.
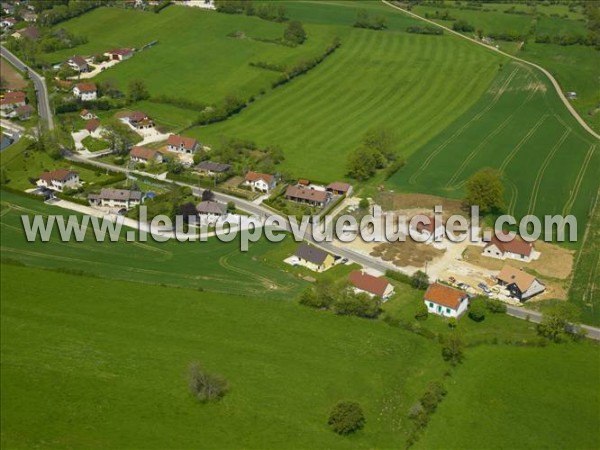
424 282 468 310
2 17 16 24
0 91 26 105
348 270 390 297
75 82 97 93
298 179 310 186
497 265 537 292
327 181 352 193
294 243 331 266
195 161 231 173
285 185 329 203
39 168 78 183
80 109 91 117
85 118 100 132
108 48 133 56
128 111 148 122
167 134 198 151
89 188 142 202
17 27 40 40
15 104 33 116
485 232 534 257
245 171 274 184
68 55 87 67
196 200 227 215
130 146 158 161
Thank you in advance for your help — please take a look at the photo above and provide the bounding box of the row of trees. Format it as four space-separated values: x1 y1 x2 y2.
354 9 387 30
214 0 287 22
38 0 104 27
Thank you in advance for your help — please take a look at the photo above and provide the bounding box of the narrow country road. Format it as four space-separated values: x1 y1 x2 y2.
1 45 54 130
382 0 600 141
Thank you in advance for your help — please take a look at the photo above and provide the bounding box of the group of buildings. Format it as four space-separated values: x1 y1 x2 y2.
0 90 33 120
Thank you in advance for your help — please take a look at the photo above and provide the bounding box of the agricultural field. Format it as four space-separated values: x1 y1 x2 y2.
0 191 305 300
1 264 446 449
417 344 600 450
388 61 599 241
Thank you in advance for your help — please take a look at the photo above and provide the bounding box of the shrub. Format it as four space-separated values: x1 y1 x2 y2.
188 362 228 403
485 298 507 313
441 334 464 365
410 270 429 290
334 292 382 319
415 302 429 321
469 298 486 322
328 401 365 435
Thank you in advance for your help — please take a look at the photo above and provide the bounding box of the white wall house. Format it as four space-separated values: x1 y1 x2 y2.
73 83 97 101
483 233 539 262
348 270 394 300
36 169 80 192
424 282 470 319
88 188 144 211
167 135 200 154
244 171 276 193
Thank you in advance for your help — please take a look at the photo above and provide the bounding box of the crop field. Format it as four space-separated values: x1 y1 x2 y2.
45 5 339 105
1 264 446 449
0 192 305 300
388 61 599 241
417 344 600 450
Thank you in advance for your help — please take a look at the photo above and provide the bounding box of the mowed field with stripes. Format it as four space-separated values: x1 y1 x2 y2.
190 23 501 181
389 61 599 238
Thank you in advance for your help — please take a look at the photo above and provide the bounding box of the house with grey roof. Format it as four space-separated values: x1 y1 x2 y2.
88 188 144 210
293 243 336 272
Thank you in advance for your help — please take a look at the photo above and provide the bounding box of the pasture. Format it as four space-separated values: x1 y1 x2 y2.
416 344 600 450
388 61 599 241
0 264 445 449
0 191 305 300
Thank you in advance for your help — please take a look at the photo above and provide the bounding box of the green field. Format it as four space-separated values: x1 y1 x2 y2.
0 264 445 449
417 344 600 449
388 61 599 241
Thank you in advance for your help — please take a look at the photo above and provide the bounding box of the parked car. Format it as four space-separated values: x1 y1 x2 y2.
478 282 492 294
457 282 471 290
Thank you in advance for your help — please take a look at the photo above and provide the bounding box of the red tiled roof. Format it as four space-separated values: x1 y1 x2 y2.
130 146 158 161
348 270 390 297
0 91 26 105
75 82 97 93
327 181 351 193
39 168 77 183
85 118 100 132
245 171 274 184
108 48 133 56
128 111 148 122
80 109 90 117
167 134 197 151
485 232 534 257
285 185 328 203
424 283 467 310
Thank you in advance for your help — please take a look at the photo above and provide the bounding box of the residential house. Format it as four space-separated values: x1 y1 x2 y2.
80 109 95 120
196 200 227 222
410 216 445 242
126 111 154 130
294 243 335 272
1 3 15 14
483 232 538 262
88 188 144 210
0 91 26 111
496 265 545 301
66 55 89 72
285 185 330 207
326 181 353 196
167 134 200 154
0 17 17 28
195 161 231 176
85 118 103 137
36 169 80 192
348 270 394 300
244 171 276 193
23 11 37 22
423 282 470 318
14 104 33 120
105 48 134 61
12 26 40 40
0 134 13 151
73 82 97 101
130 146 163 164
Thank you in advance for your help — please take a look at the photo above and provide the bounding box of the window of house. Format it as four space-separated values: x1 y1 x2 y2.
446 308 451 314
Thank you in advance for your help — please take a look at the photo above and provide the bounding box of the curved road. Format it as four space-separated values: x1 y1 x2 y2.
382 0 600 141
1 45 54 130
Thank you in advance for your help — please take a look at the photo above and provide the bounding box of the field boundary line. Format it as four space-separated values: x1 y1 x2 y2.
382 0 600 141
498 114 548 173
526 127 571 216
408 65 521 185
562 144 596 216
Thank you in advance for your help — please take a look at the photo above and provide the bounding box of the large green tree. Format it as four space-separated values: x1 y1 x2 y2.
284 20 306 45
463 168 505 215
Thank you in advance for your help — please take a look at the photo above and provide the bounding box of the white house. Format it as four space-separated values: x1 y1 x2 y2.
88 188 144 211
410 216 445 243
423 282 469 319
36 169 80 192
73 82 97 101
80 109 95 120
85 118 104 138
0 17 17 28
348 270 394 300
496 265 546 302
483 232 539 262
196 200 228 223
166 134 200 154
244 171 276 193
66 55 89 72
104 48 134 61
130 146 163 164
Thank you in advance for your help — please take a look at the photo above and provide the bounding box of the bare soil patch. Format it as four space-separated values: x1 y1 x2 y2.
371 240 445 268
376 192 464 217
0 59 27 90
222 176 243 189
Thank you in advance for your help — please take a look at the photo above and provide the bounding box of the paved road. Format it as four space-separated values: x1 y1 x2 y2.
1 46 54 130
382 0 600 141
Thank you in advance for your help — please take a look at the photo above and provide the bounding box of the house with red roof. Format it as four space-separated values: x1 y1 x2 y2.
80 109 95 120
326 181 353 196
0 91 26 112
167 134 200 154
285 185 330 207
123 111 154 130
130 146 163 164
244 171 276 193
348 270 394 300
423 282 470 318
36 169 80 192
104 48 134 61
73 82 97 101
483 232 539 262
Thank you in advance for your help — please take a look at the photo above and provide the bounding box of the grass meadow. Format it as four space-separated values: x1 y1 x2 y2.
388 61 599 241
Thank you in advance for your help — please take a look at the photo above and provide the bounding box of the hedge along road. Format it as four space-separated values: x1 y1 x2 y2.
382 0 600 141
